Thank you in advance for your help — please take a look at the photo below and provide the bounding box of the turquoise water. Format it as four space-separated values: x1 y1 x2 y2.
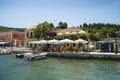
0 54 120 80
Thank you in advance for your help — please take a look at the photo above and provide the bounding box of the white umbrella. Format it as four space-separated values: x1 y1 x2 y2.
38 40 47 44
60 38 74 43
71 31 77 35
64 32 71 36
60 39 74 52
75 39 88 44
78 31 86 34
47 39 60 44
57 32 64 36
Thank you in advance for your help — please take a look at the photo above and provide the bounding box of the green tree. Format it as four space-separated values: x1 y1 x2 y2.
101 27 109 38
34 26 41 40
79 34 88 41
83 23 88 27
34 21 55 40
69 35 78 40
89 33 100 41
56 21 68 29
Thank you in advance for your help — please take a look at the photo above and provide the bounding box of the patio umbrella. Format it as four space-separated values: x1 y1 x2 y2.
64 32 71 36
47 39 60 44
60 39 74 52
60 38 74 43
38 40 48 44
75 39 88 44
57 32 64 36
78 31 86 34
71 31 77 35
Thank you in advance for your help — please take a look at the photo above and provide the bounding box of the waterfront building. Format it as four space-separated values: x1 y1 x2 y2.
25 26 92 52
0 30 25 47
24 25 37 47
25 25 56 47
96 38 120 52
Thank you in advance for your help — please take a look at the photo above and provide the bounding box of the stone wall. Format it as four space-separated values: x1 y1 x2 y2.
47 52 120 60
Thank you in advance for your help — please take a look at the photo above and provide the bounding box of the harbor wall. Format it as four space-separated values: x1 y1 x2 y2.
47 52 120 60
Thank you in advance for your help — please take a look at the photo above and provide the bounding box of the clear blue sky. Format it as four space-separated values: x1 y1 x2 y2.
0 0 120 28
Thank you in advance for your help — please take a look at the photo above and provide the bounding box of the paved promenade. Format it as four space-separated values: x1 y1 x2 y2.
83 52 120 55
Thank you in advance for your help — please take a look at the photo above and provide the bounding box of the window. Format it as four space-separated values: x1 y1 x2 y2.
30 32 33 38
13 34 18 38
27 32 29 37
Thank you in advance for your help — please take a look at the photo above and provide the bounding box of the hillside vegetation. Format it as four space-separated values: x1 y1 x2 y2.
81 23 120 41
0 26 25 32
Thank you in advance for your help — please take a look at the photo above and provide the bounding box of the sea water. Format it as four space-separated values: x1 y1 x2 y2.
0 54 120 80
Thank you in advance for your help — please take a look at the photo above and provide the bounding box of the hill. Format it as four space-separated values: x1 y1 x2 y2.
0 26 26 32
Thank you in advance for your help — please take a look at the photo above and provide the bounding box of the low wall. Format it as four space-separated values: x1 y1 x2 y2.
47 52 120 60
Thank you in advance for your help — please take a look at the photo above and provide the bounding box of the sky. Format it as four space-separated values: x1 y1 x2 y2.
0 0 120 28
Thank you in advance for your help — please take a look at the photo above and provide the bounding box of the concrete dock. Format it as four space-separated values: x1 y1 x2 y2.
47 52 120 60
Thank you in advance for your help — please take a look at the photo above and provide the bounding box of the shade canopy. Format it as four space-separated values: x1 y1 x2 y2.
47 39 60 44
60 38 74 43
57 32 64 36
71 31 77 35
64 32 71 35
38 40 48 44
78 31 86 34
75 39 88 44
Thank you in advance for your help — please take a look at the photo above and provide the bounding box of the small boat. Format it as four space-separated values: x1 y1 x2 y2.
24 52 48 61
16 54 24 58
0 49 11 55
15 52 32 58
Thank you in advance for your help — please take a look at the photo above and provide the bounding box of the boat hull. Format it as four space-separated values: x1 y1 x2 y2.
24 52 48 61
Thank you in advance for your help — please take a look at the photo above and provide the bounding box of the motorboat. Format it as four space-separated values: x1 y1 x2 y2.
16 52 32 58
0 48 11 55
16 53 24 58
0 42 12 55
24 52 48 61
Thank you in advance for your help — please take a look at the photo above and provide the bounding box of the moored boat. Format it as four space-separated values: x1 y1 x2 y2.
0 48 11 55
24 52 48 61
15 52 32 58
16 54 24 58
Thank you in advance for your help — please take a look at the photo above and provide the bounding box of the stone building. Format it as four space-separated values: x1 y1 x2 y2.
24 25 37 47
25 25 57 47
0 30 25 47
